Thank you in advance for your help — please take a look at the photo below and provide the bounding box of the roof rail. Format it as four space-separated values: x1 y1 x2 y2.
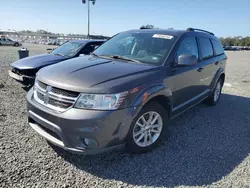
186 28 214 36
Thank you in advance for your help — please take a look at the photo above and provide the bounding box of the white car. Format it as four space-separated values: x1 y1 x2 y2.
0 38 22 46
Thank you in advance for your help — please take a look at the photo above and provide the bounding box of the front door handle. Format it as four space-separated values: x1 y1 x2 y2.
197 67 204 72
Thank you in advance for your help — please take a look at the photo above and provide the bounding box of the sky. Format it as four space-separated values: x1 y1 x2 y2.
0 0 249 37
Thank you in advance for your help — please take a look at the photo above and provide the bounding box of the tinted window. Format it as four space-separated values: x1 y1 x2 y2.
175 36 198 62
94 32 177 65
51 42 84 57
80 43 97 55
198 37 213 60
211 39 224 55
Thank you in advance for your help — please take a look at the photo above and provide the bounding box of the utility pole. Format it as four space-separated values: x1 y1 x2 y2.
82 0 96 39
88 0 90 38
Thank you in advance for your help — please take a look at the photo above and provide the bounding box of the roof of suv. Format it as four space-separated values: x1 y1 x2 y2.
125 29 186 36
69 39 106 44
124 28 218 39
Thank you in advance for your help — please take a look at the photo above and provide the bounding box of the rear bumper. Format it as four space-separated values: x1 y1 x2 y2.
27 89 135 155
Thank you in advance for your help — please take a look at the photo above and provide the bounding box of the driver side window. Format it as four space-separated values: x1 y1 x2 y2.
175 37 198 62
80 43 96 55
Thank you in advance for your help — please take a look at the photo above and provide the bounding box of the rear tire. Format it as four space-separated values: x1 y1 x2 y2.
126 102 168 154
205 78 223 106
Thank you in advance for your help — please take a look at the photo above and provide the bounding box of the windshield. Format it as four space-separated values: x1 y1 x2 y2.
94 32 177 65
51 41 84 57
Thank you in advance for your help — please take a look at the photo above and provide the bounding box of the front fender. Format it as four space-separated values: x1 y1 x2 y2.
128 83 173 118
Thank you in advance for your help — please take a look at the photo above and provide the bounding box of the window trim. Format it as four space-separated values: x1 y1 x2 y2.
195 37 201 62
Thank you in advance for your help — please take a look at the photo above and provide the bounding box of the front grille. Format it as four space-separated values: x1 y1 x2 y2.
34 80 80 112
12 67 37 77
48 98 73 109
37 80 47 90
51 87 79 98
12 67 21 75
36 91 45 101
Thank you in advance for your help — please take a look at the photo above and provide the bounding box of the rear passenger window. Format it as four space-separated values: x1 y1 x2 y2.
198 38 213 60
175 37 198 61
211 39 224 55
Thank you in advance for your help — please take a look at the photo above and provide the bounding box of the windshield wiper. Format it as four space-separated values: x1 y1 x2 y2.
54 53 65 57
90 52 99 57
108 55 142 63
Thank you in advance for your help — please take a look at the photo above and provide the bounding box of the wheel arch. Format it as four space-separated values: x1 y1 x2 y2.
143 95 172 117
129 84 173 118
210 68 225 90
220 73 225 85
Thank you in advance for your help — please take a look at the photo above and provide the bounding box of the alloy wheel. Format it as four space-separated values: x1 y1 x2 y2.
133 111 163 147
214 81 221 102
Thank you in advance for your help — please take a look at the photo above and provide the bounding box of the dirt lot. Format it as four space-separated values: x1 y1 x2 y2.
0 44 250 188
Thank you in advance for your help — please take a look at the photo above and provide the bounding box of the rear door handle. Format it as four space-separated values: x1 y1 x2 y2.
197 67 204 72
215 62 219 65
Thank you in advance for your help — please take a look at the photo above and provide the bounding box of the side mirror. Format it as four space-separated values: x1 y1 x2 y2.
177 54 198 66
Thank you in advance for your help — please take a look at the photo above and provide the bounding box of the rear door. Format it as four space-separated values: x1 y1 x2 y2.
197 37 216 91
210 39 226 82
170 36 205 111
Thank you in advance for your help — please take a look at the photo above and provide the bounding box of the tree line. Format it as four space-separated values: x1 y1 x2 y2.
219 37 250 47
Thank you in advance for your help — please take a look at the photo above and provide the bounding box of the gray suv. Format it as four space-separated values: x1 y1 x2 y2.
27 28 226 154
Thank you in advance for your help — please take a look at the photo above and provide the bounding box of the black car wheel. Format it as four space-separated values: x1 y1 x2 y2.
126 102 168 154
14 43 19 47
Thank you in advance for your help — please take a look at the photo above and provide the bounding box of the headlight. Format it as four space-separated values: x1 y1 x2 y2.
74 92 128 110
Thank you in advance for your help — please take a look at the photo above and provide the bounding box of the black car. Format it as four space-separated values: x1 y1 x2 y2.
27 28 226 154
8 40 105 86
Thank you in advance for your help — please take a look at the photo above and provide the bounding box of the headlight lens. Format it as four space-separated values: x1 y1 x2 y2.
74 92 128 110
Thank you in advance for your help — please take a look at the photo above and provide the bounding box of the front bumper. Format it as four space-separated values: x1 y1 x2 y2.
8 70 35 86
27 89 135 155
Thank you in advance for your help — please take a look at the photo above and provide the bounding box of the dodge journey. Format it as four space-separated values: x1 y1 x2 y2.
27 28 226 154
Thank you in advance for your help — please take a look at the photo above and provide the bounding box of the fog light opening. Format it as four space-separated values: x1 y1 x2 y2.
80 138 98 149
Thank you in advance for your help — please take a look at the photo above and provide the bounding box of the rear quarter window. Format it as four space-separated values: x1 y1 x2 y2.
198 37 213 60
211 39 224 55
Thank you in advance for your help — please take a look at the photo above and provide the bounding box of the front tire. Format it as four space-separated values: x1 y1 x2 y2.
205 78 223 106
14 43 19 47
126 102 168 154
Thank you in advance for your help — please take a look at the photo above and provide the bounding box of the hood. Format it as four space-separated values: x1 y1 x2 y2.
38 56 160 93
11 54 68 69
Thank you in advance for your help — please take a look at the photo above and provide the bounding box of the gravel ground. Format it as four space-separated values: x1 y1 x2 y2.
0 44 250 188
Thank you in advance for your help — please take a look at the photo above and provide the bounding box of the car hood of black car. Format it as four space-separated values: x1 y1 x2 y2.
37 56 161 93
11 54 68 69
